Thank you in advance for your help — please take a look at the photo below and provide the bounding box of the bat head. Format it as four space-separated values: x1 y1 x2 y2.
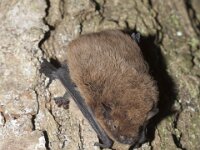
98 74 159 147
101 103 158 147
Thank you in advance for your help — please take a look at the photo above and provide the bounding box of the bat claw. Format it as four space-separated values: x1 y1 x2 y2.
54 92 70 109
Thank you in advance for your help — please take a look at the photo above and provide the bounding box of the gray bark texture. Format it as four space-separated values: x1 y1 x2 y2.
0 0 200 150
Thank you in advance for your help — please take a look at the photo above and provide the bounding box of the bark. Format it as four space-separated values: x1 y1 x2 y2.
0 0 199 150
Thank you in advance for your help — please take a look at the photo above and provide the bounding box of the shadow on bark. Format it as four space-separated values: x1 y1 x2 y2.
125 29 178 146
139 35 178 142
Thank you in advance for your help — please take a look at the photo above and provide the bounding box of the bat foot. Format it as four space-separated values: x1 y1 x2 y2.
54 92 70 109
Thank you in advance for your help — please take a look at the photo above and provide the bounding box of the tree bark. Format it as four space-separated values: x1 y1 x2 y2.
0 0 199 150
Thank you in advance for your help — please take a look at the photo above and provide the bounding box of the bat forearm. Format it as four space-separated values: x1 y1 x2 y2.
56 66 113 148
40 60 113 148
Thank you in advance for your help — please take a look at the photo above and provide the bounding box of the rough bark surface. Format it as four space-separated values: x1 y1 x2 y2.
0 0 199 150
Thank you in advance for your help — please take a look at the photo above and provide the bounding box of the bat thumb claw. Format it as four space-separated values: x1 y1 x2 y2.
39 58 58 79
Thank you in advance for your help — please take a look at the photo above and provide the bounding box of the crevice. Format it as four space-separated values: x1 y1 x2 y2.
30 88 40 131
124 20 130 29
34 89 40 114
59 0 65 19
190 51 196 69
0 112 6 126
44 0 50 17
43 130 51 150
90 0 101 11
61 139 67 149
78 124 84 150
45 91 62 129
148 0 152 7
38 0 55 54
184 0 200 71
35 0 57 136
172 133 186 150
90 0 105 21
184 0 200 37
172 100 184 129
37 0 61 132
79 22 83 35
31 115 36 131
172 106 187 150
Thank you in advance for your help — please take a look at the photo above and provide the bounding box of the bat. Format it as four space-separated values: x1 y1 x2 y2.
40 30 159 149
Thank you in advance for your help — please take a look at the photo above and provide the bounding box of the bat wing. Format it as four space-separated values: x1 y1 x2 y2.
40 59 113 148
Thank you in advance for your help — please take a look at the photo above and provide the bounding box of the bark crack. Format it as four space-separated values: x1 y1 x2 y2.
29 87 40 131
172 109 187 150
90 0 101 12
38 0 55 55
43 130 51 150
78 124 84 150
31 115 36 131
184 0 200 37
0 112 6 126
37 0 54 149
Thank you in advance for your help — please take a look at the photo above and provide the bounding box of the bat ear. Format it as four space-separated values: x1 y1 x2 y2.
131 32 140 43
146 108 159 120
102 103 112 119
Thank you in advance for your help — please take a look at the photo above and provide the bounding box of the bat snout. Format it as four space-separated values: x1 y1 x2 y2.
118 135 135 145
132 128 147 148
117 127 147 147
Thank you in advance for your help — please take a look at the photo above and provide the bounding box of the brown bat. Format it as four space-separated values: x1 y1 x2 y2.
40 30 159 149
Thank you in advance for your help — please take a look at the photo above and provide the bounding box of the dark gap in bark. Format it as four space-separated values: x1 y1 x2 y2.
172 134 187 150
91 0 101 11
148 0 153 7
31 115 36 131
43 130 51 150
38 0 55 52
78 124 84 150
0 112 6 126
